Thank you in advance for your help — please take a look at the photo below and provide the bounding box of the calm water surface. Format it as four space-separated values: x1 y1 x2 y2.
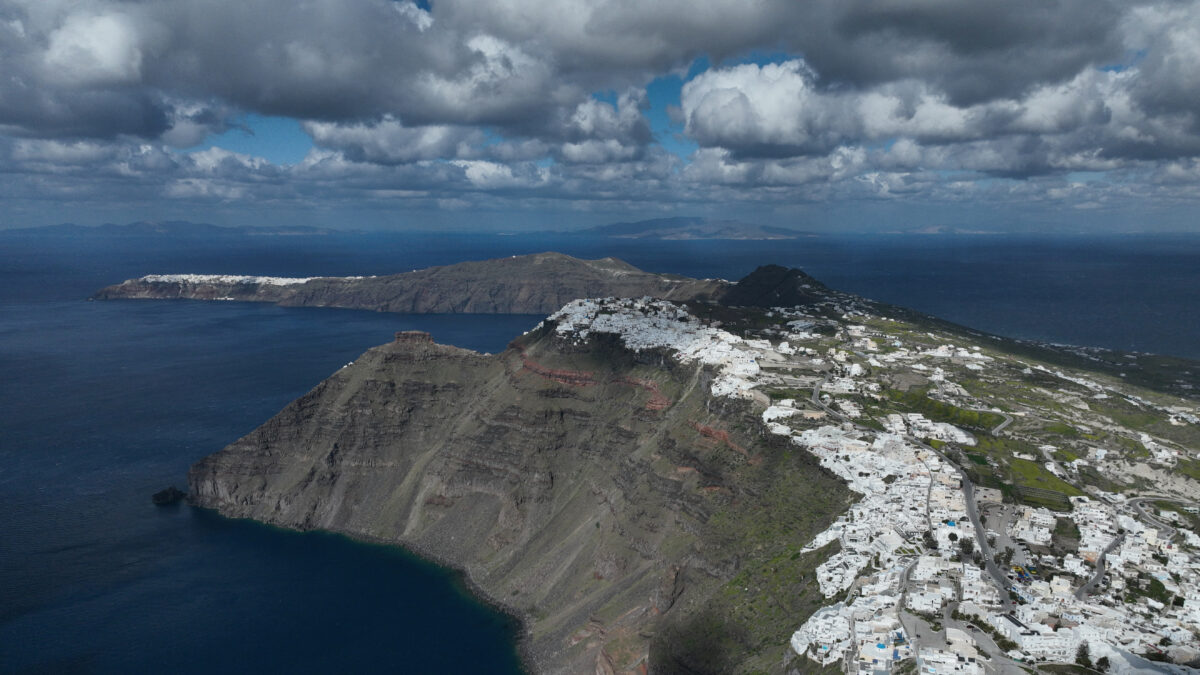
0 258 535 672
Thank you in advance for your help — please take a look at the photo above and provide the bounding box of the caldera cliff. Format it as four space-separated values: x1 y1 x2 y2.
188 309 851 674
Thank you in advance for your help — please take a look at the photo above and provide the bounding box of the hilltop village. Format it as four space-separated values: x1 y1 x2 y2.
546 291 1200 674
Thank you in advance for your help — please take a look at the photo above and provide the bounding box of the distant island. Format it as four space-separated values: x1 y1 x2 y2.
892 225 1005 236
91 252 728 315
574 217 815 240
3 220 338 236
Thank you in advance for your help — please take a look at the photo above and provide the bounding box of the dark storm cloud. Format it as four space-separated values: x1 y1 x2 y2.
0 0 516 139
0 86 171 140
824 0 1127 103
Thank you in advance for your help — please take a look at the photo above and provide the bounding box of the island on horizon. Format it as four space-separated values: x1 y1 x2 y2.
571 216 816 240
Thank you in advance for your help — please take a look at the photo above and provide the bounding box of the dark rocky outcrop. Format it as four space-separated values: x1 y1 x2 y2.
716 265 829 308
152 486 186 505
188 324 851 674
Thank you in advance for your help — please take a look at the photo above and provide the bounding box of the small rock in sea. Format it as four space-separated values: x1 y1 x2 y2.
152 486 186 506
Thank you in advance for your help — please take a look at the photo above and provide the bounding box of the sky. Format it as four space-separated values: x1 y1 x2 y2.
2 0 1200 232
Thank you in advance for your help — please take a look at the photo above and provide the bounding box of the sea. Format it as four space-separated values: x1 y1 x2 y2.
2 230 1198 673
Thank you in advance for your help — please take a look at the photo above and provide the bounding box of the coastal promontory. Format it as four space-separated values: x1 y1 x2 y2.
189 294 852 673
92 252 726 315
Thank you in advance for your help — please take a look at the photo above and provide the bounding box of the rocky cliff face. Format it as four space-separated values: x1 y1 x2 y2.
93 252 727 315
189 322 851 674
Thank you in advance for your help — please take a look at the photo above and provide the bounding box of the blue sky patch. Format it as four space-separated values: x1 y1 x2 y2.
200 115 314 165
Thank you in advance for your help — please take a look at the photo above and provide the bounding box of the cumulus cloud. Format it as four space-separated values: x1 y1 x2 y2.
0 0 1145 142
42 12 150 86
12 139 121 164
304 118 481 165
681 53 1200 177
2 0 1200 226
682 60 1089 156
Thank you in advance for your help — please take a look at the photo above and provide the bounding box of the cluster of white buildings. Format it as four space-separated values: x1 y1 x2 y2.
865 337 992 373
547 297 768 398
960 564 1003 608
775 312 1200 670
1009 505 1056 546
780 424 1002 672
544 297 1200 671
782 426 1200 669
790 591 916 673
547 298 886 408
838 399 864 418
1140 432 1179 464
790 426 932 593
883 413 976 446
141 273 320 285
918 628 985 674
1069 497 1121 562
790 603 853 666
964 495 1200 666
921 344 993 363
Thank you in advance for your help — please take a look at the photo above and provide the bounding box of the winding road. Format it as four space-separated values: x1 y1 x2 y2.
989 411 1013 436
1131 498 1176 537
1074 533 1125 601
1127 495 1200 544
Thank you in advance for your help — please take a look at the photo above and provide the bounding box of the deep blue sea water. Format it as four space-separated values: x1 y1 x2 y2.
1 231 1198 673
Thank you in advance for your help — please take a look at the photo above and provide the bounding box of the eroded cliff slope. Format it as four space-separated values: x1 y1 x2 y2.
189 322 851 674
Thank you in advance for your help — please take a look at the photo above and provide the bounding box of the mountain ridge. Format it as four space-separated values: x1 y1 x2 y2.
573 217 815 240
3 220 339 236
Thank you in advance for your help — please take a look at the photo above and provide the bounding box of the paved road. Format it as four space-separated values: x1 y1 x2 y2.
1038 444 1071 481
811 374 831 410
895 559 920 655
1128 492 1200 505
915 451 934 531
1074 532 1125 601
1074 494 1197 601
1129 497 1179 543
891 428 1016 611
957 401 1012 437
940 608 1026 674
1131 498 1173 528
990 412 1013 436
961 477 1016 611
